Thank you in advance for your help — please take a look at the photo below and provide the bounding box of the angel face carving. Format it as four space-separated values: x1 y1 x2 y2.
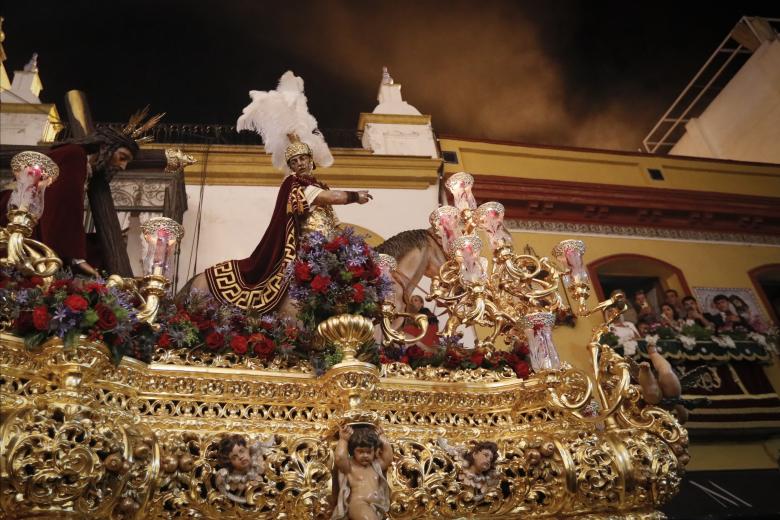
464 442 499 476
214 434 273 503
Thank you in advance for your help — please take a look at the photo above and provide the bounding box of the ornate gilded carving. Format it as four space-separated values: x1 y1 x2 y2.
1 323 688 519
164 148 197 174
0 337 158 520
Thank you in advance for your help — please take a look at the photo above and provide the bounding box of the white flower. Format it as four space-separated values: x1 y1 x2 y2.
644 334 659 346
679 335 697 350
712 335 736 349
748 332 768 348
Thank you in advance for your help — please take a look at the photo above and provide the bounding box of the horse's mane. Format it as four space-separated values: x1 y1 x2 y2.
375 228 431 259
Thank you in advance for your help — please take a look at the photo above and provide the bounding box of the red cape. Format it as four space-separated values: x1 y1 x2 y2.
205 173 325 311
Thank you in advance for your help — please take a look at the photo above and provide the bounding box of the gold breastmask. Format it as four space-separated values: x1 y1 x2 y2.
301 205 339 236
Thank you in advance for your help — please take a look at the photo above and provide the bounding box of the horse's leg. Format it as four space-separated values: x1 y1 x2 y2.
276 294 299 320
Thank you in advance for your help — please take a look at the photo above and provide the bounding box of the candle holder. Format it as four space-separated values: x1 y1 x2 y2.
109 217 184 326
376 253 429 346
429 205 462 254
474 201 512 250
428 172 622 364
520 312 561 371
0 151 62 277
450 235 486 284
445 172 477 212
552 240 590 316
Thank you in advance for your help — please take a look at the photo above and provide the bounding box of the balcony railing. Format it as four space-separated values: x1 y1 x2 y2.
54 122 364 148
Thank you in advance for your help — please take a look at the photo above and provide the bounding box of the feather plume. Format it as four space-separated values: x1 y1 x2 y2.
237 71 334 171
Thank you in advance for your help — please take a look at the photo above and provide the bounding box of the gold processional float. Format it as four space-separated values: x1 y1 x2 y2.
0 153 688 519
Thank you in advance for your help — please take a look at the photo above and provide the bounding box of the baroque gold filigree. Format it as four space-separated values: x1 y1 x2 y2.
1 320 687 520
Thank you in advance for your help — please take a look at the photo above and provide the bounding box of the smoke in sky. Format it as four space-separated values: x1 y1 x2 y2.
1 1 752 151
262 2 666 150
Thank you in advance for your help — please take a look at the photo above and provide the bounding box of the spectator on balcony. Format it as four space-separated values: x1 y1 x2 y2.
610 289 638 323
681 296 714 330
704 294 753 333
663 289 686 318
632 290 658 322
636 318 653 337
659 303 683 332
608 306 642 343
729 294 768 333
404 294 439 351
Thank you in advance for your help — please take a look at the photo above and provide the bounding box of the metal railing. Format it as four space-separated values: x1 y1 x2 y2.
54 122 365 148
641 17 780 155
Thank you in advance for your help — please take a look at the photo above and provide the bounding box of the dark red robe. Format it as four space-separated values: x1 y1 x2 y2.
205 173 326 312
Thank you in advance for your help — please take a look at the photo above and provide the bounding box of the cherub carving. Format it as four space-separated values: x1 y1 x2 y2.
437 438 500 500
214 433 274 503
332 424 393 520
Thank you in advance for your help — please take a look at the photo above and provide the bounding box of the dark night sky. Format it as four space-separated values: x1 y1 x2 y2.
1 1 777 151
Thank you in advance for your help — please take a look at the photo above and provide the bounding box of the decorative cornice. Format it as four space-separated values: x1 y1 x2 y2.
505 219 780 245
141 144 441 189
0 102 57 116
357 112 432 130
468 174 780 236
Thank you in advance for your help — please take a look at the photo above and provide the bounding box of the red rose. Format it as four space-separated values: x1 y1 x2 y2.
324 236 349 252
14 311 34 334
512 360 530 379
205 332 224 350
470 352 485 367
285 325 299 340
348 265 366 279
260 320 274 331
352 283 365 303
250 334 276 357
95 303 118 330
49 279 72 292
514 342 530 356
32 305 50 331
371 263 382 278
399 355 410 364
196 319 214 332
19 276 44 289
230 335 249 355
158 333 172 348
406 345 425 359
173 310 191 322
84 282 108 294
311 275 331 294
294 262 312 281
64 294 89 312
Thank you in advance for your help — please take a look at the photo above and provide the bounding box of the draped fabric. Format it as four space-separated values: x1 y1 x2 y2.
205 173 326 312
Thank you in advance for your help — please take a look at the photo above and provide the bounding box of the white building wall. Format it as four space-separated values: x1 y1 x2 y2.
671 39 780 164
176 183 439 281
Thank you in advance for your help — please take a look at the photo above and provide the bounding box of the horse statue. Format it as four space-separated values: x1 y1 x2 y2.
176 228 447 325
374 228 447 322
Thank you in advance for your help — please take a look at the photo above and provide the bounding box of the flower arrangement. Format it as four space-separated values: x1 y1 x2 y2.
380 335 532 379
289 228 392 329
0 268 153 363
156 289 314 367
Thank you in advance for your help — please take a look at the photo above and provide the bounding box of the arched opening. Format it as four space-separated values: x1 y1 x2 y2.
587 253 692 312
749 264 780 325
